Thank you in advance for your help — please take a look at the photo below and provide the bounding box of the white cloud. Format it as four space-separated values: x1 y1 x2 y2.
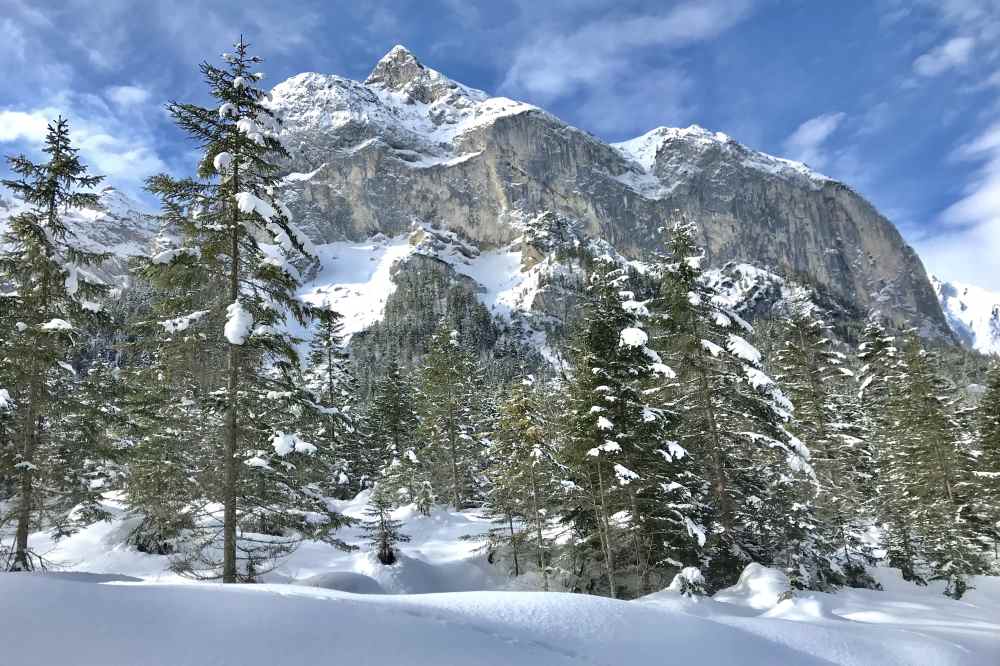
0 109 56 143
498 0 753 137
912 36 975 76
0 99 166 194
503 0 752 102
781 112 846 169
917 121 1000 289
106 85 151 108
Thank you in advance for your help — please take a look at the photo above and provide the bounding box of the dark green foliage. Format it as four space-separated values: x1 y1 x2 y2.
135 38 350 582
362 486 410 565
0 117 112 571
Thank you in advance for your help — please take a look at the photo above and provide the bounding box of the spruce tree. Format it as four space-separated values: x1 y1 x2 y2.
482 376 560 588
857 316 922 582
561 261 702 598
896 336 984 598
774 289 874 586
652 219 815 591
976 363 1000 562
362 486 410 565
417 324 480 509
365 359 432 512
139 38 348 582
303 306 360 496
0 117 111 571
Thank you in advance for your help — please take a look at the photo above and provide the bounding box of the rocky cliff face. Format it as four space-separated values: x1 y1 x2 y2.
270 46 948 336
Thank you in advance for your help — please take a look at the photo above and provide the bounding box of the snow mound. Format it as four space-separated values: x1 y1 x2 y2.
713 563 791 610
296 571 385 594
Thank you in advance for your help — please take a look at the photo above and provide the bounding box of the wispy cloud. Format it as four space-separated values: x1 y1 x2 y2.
782 112 846 170
912 36 975 77
499 0 754 137
917 122 1000 288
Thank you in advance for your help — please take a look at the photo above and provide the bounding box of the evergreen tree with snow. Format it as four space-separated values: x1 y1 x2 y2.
0 117 112 571
560 260 701 597
139 38 349 582
303 306 361 496
362 486 410 565
416 323 481 509
976 363 1000 562
773 289 874 586
120 345 206 554
365 359 432 512
857 318 925 583
895 336 984 598
651 219 815 591
481 376 560 588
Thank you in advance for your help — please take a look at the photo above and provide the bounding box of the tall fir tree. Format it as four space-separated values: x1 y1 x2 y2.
652 219 816 591
0 117 112 571
482 376 560 588
365 359 432 513
417 324 481 509
773 289 875 586
303 306 361 496
138 38 349 582
561 261 702 598
976 363 1000 563
857 316 922 582
895 336 985 598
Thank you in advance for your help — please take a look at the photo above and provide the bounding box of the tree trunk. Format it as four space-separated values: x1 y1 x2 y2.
528 463 549 591
11 378 39 571
448 405 461 508
222 164 241 584
594 462 617 599
508 511 520 577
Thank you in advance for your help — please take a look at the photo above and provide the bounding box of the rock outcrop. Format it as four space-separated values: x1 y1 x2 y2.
270 46 948 336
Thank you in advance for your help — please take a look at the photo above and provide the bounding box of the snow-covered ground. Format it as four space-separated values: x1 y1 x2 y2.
7 492 1000 666
295 229 543 340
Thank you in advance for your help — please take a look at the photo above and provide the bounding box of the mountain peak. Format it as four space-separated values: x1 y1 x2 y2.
365 45 487 106
366 45 423 88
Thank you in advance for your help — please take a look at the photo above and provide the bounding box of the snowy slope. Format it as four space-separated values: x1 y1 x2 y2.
14 491 1000 665
295 227 544 340
2 557 998 665
612 125 834 199
932 275 1000 356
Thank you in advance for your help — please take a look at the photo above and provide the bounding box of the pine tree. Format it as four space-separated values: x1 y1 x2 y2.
482 376 560 588
652 219 815 591
139 38 348 582
365 359 432 512
0 117 111 571
417 324 481 509
303 306 361 496
976 363 1000 562
774 289 874 586
896 336 984 598
857 316 922 582
561 260 703 598
362 486 410 565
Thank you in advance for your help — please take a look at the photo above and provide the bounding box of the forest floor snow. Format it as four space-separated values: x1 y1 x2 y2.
2 492 999 665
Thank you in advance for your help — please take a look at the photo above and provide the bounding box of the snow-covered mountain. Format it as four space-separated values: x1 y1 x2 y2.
0 46 955 347
269 45 948 337
932 276 1000 356
0 187 158 284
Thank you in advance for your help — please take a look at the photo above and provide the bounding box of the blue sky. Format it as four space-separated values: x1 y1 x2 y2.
2 0 999 289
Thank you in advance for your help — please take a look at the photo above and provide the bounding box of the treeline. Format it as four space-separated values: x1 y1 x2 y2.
1 40 998 599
